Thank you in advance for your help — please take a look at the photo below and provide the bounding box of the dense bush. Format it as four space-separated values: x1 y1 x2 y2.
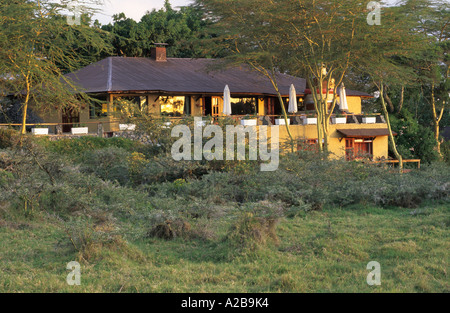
390 110 439 163
442 140 450 165
0 129 449 273
40 136 144 157
1 132 449 249
226 211 280 252
141 153 210 183
0 128 21 149
143 151 449 209
80 147 131 185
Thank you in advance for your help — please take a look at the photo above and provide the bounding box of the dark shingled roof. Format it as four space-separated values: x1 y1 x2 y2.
338 128 395 138
65 57 372 97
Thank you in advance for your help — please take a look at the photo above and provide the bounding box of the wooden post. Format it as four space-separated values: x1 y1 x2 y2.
97 123 104 138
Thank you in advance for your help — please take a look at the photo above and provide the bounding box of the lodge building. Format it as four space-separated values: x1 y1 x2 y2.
40 44 390 160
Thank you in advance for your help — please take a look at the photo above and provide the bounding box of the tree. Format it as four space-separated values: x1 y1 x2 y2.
399 0 449 159
195 0 312 149
353 2 434 170
101 0 211 58
283 0 362 153
196 0 404 154
0 0 111 134
342 0 448 165
389 109 439 162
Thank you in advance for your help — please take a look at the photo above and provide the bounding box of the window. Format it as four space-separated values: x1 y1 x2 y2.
89 95 108 119
298 139 319 152
345 138 373 160
114 96 148 117
160 96 185 116
231 97 257 115
265 97 290 116
212 97 220 117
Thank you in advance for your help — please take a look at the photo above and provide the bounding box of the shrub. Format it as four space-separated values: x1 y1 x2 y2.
0 168 13 187
226 211 280 252
42 136 143 157
62 216 124 261
442 140 450 165
146 217 216 242
0 128 20 149
142 153 209 183
81 147 130 185
146 219 191 240
127 152 149 185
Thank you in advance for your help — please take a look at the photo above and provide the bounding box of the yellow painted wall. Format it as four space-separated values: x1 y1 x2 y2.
273 123 389 159
346 96 362 114
258 98 265 115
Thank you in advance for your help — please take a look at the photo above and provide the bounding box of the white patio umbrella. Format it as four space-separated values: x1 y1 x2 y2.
288 84 298 113
222 85 232 116
339 83 349 111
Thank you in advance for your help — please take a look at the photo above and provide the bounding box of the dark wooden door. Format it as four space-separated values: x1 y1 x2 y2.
265 97 276 116
203 97 212 116
62 108 80 133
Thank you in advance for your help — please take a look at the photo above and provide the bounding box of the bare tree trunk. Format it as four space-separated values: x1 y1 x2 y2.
276 91 295 153
398 86 404 113
383 84 395 113
430 83 444 159
380 84 403 171
21 75 31 135
248 61 295 152
309 77 325 153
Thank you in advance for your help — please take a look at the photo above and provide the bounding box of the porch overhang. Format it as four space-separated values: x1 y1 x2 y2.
337 128 396 138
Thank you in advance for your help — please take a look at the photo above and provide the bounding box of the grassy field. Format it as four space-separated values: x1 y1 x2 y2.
1 203 448 293
0 133 448 293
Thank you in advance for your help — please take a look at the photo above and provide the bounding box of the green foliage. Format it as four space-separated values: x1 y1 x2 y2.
226 211 280 254
101 1 211 58
442 140 450 165
0 133 449 292
80 147 130 185
389 109 439 163
0 0 112 132
0 168 13 187
0 128 20 149
40 136 142 157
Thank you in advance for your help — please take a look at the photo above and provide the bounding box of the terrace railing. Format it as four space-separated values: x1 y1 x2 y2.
0 113 386 135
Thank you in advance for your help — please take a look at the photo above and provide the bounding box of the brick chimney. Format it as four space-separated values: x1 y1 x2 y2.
151 43 168 62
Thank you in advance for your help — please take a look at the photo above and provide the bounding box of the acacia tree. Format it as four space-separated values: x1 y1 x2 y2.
284 0 364 153
196 0 305 148
0 0 111 134
353 2 435 170
196 0 358 151
400 0 449 158
196 0 400 153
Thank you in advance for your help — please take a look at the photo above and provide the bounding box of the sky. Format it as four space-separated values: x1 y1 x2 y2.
92 0 193 25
